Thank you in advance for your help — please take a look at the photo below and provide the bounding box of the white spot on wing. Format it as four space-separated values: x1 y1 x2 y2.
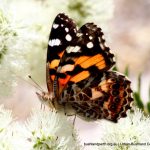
65 27 69 32
77 33 82 37
87 42 93 48
61 24 64 27
48 40 53 46
65 34 72 41
53 24 59 29
66 46 81 53
48 39 61 47
55 39 61 46
74 29 77 33
71 46 80 52
60 64 74 73
89 36 93 40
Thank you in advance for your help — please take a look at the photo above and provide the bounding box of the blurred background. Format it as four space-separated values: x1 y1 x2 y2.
0 0 150 147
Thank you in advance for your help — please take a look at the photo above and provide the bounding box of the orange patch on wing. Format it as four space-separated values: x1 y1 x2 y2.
70 71 90 83
59 75 71 86
96 60 106 69
50 75 55 81
91 88 103 100
100 84 110 92
58 51 64 58
116 95 124 112
119 88 124 98
80 54 103 69
58 75 71 93
103 101 110 109
75 56 90 65
50 59 60 69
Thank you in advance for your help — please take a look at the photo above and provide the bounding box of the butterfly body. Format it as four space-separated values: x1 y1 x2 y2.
37 13 133 122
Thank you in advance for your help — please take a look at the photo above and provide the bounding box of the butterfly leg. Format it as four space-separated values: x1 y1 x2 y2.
72 114 77 126
71 114 77 139
65 113 77 127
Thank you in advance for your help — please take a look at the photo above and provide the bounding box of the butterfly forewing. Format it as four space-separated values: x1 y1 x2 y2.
56 23 115 94
47 13 77 92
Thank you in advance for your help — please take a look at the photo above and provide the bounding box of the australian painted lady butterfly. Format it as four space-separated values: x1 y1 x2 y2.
36 13 133 123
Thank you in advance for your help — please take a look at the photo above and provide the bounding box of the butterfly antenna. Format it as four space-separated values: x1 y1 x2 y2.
11 72 43 92
28 75 44 92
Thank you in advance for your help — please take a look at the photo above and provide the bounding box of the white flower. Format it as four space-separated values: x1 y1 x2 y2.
0 104 14 149
0 105 13 131
0 2 29 97
0 123 31 150
23 109 81 150
0 105 29 150
98 107 150 150
0 105 82 149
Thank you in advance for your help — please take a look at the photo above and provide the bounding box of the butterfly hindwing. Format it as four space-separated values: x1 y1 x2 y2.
60 71 133 122
47 13 77 91
56 23 115 93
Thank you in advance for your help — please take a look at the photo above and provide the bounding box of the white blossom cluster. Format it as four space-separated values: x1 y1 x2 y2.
1 104 150 150
0 1 30 97
98 107 150 150
0 105 81 150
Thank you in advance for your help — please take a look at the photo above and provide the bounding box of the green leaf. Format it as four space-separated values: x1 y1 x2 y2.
68 0 90 26
0 45 7 64
112 65 118 71
124 65 129 76
149 84 150 101
137 73 141 94
133 92 144 109
147 102 150 113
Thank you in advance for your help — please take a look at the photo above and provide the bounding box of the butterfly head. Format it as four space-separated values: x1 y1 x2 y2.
36 91 54 106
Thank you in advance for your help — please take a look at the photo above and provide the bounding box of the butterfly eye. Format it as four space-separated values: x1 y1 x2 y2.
112 90 119 96
114 97 120 103
110 104 117 111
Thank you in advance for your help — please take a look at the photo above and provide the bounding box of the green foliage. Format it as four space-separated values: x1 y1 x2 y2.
147 85 150 113
0 8 18 64
124 65 129 76
149 85 150 102
0 45 7 64
112 65 118 71
133 73 150 114
67 0 90 26
133 92 144 109
147 102 150 114
134 73 144 110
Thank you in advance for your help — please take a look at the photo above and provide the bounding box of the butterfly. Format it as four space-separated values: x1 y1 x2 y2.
36 13 133 123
